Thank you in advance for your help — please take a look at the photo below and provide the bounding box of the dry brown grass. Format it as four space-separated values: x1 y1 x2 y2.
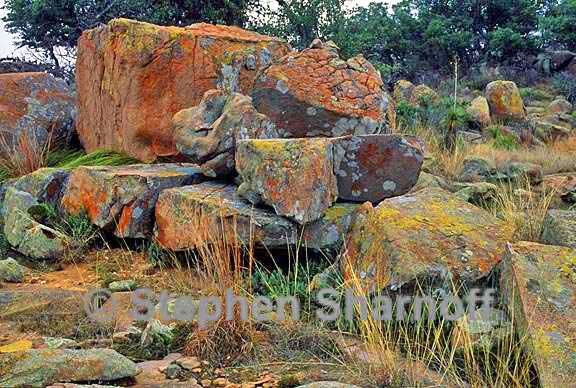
0 130 52 179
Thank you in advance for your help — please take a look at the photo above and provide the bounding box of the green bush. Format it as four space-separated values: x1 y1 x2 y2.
487 126 519 150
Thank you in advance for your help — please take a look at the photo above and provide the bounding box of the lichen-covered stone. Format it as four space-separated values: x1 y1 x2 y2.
499 242 576 388
61 164 204 238
393 80 415 103
301 203 361 251
541 209 576 248
0 258 27 283
0 72 75 148
252 40 393 137
174 90 279 177
541 173 576 204
466 96 491 128
236 138 338 224
0 348 139 387
454 182 498 205
341 188 514 293
3 187 68 260
458 157 495 183
155 182 298 250
412 84 438 103
76 18 290 161
493 161 543 185
332 134 423 202
485 80 526 120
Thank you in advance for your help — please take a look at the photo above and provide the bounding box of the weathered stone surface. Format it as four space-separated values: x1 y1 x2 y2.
3 187 68 260
485 81 526 120
155 182 298 250
61 164 204 238
548 98 573 114
297 383 361 388
0 348 139 387
466 96 491 128
412 84 438 103
493 161 543 185
541 209 576 248
332 134 424 202
0 72 75 147
340 188 514 292
0 258 27 283
393 80 415 103
236 138 337 224
76 18 290 161
499 242 576 388
301 203 361 251
458 157 495 183
252 40 393 137
541 173 576 204
454 182 498 205
174 90 279 177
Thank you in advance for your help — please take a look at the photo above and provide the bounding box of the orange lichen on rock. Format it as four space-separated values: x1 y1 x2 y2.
75 18 290 161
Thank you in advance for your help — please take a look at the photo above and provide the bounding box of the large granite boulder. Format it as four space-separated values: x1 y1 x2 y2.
252 40 393 137
341 188 514 293
0 72 75 147
76 18 290 161
0 348 139 387
173 90 280 177
3 187 68 260
485 81 526 120
60 164 204 238
499 242 576 387
236 138 338 224
332 134 423 202
154 182 298 250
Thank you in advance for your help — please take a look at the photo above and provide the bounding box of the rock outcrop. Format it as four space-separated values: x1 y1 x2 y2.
155 182 298 250
340 188 514 292
61 164 204 238
252 40 393 137
0 72 75 147
485 81 526 120
173 90 280 177
76 18 290 161
499 242 576 388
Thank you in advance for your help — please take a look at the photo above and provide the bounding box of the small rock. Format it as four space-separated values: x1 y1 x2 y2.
108 280 137 292
176 356 202 370
164 363 183 380
542 209 576 248
0 258 27 283
458 157 495 183
466 96 491 128
548 98 573 114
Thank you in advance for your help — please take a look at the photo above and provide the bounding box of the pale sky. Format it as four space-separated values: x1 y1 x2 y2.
0 0 386 57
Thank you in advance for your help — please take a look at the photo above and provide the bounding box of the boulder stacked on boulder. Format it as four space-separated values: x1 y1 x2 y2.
76 18 290 161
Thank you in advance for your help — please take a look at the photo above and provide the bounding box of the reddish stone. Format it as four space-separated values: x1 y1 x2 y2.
332 134 424 202
252 40 393 138
0 72 75 146
76 18 290 161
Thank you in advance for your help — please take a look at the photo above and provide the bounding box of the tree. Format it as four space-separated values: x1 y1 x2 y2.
540 0 576 51
2 0 260 69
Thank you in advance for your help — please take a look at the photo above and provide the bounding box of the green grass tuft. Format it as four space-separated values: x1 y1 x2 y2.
50 149 140 169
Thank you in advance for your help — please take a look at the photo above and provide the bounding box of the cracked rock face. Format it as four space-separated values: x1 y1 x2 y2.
251 40 394 138
76 18 290 162
332 134 424 202
236 138 338 224
174 90 280 177
341 188 515 293
0 72 75 147
154 182 298 250
60 164 204 238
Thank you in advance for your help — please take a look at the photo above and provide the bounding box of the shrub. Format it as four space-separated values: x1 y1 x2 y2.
487 127 519 150
552 72 576 103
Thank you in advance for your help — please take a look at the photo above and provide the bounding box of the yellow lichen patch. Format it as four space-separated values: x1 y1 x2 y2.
0 340 33 354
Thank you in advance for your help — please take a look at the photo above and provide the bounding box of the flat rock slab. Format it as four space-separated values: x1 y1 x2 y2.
155 182 298 250
61 164 204 238
76 18 289 161
332 134 424 202
0 348 139 387
236 138 338 224
499 242 576 388
341 188 515 292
